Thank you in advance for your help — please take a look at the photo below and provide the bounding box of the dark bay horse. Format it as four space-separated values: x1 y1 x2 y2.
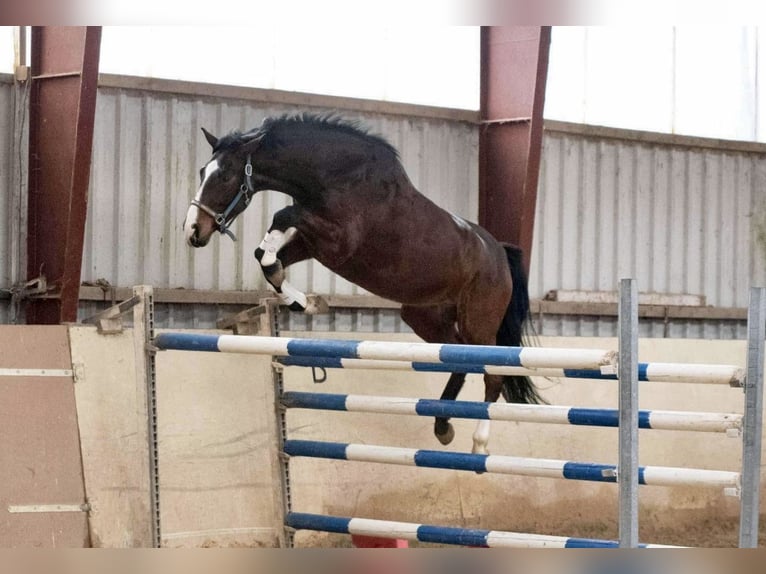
183 113 543 454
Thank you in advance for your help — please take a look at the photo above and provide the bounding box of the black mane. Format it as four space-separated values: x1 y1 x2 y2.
256 112 399 159
216 113 399 159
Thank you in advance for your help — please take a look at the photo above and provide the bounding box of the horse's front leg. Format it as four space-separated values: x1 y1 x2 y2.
254 209 326 314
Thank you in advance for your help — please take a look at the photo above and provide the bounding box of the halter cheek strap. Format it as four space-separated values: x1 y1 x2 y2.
191 155 255 242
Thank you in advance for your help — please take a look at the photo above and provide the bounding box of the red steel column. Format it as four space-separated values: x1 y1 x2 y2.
479 26 551 275
26 26 101 324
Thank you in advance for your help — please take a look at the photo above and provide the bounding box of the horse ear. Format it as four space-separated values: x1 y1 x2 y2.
201 127 218 149
241 130 264 152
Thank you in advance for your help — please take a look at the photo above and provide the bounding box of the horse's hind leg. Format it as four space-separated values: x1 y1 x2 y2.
471 375 504 455
457 277 513 456
255 207 326 314
400 304 465 445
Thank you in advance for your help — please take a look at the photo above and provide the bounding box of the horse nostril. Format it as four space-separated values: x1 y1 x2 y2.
191 223 199 237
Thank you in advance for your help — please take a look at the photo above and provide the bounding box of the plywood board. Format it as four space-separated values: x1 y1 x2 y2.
0 326 89 547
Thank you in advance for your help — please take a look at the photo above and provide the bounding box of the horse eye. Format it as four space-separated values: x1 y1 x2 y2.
199 167 205 181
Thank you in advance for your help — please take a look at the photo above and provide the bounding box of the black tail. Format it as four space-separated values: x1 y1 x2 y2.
496 244 546 405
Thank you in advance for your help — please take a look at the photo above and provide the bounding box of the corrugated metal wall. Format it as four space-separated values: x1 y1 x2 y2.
531 123 766 338
4 77 766 336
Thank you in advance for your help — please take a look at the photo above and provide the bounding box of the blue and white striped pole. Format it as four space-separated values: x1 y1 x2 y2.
281 391 742 434
283 439 740 489
154 333 617 371
154 332 745 385
286 512 682 548
277 356 744 386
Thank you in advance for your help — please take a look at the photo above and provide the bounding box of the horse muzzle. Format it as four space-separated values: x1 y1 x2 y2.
187 224 209 248
184 205 213 247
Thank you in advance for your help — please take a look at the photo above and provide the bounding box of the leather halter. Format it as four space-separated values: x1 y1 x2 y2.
190 155 255 241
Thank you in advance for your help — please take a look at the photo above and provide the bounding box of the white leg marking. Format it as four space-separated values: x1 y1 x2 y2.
275 280 308 309
472 419 491 455
258 227 297 266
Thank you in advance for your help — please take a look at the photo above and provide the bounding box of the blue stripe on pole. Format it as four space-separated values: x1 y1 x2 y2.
564 364 650 381
562 463 648 485
564 538 620 548
277 356 345 369
417 525 489 547
562 462 616 482
412 362 487 374
563 369 616 380
413 450 488 473
284 440 349 460
286 512 351 534
439 345 523 366
281 392 349 412
567 408 653 429
415 399 491 420
567 408 619 427
286 339 361 358
154 332 220 352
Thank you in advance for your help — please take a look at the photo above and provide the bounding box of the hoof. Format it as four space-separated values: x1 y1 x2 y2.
435 423 455 446
304 294 329 315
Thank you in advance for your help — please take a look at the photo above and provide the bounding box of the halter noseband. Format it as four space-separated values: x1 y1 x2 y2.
191 155 255 241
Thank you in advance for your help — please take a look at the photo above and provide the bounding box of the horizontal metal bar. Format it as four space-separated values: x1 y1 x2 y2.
97 73 481 124
0 368 73 377
531 300 747 321
32 71 82 80
8 503 89 513
0 286 750 321
544 119 766 156
481 117 532 126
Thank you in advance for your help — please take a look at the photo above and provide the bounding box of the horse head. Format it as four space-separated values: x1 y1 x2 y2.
183 127 262 247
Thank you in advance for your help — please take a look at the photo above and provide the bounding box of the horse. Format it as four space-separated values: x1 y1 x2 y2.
183 113 544 455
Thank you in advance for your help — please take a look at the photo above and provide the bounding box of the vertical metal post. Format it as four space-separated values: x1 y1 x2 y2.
479 26 551 275
618 278 639 547
262 302 292 547
739 286 765 548
132 285 161 547
9 51 29 323
25 26 101 324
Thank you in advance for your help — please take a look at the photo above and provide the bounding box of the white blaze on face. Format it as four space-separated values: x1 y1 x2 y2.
184 159 220 244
